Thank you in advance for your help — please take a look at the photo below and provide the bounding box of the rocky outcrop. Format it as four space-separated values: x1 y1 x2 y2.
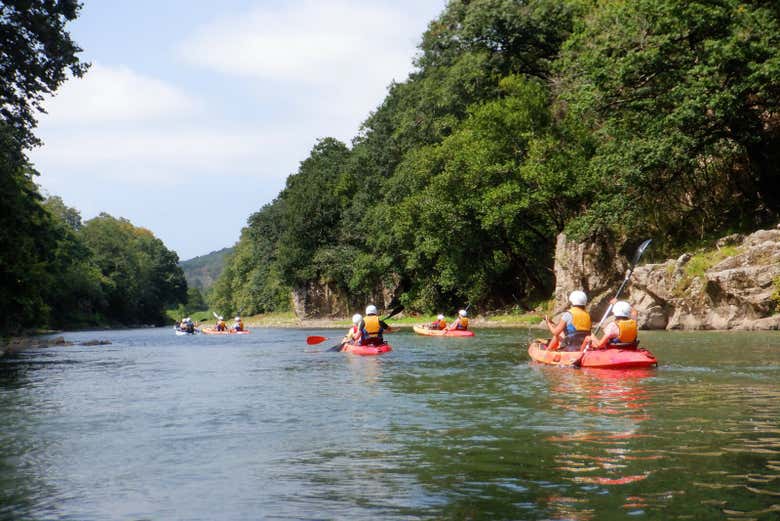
553 226 780 330
291 277 400 319
2 336 112 355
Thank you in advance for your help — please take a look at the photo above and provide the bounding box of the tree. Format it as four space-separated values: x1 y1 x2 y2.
80 214 187 325
558 0 780 244
0 0 89 150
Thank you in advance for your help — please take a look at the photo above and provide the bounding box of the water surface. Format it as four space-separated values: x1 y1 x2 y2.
1 328 778 520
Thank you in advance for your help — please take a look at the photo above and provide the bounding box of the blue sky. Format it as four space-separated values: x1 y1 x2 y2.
31 0 447 260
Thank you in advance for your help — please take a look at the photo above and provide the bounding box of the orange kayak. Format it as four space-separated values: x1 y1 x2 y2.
201 327 250 335
341 342 392 356
413 325 474 337
528 339 657 369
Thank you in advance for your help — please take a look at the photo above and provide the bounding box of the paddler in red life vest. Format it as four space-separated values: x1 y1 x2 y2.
587 300 638 349
427 314 447 330
342 313 363 346
232 316 244 332
359 305 392 346
545 290 592 351
215 316 227 331
446 309 469 331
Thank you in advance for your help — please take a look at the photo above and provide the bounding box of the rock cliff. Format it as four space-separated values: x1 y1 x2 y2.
291 278 400 319
553 226 780 330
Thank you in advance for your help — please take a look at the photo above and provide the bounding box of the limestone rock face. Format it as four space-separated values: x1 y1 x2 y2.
291 278 399 319
553 226 780 330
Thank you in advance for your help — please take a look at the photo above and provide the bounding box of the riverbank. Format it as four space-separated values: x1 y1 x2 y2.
183 311 546 330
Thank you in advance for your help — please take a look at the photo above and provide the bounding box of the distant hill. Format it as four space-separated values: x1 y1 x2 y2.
179 247 233 291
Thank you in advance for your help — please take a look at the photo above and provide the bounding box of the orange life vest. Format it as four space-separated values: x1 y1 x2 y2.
455 317 469 330
362 315 381 337
563 306 591 348
610 319 638 346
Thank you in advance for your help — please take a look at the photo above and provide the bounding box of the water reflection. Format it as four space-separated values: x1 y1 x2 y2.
535 367 656 518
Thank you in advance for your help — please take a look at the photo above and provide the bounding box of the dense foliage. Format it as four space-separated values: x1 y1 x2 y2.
214 0 779 315
0 2 186 333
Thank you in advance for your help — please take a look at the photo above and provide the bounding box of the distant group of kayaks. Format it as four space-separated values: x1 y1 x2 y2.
173 313 250 336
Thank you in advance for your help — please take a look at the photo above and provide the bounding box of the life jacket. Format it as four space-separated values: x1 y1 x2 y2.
234 321 244 331
347 325 361 342
564 306 591 348
455 317 469 330
430 319 446 330
361 315 383 342
609 319 638 347
216 320 226 331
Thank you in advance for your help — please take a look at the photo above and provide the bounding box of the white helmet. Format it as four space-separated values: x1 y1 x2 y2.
437 314 444 320
569 290 588 306
458 309 467 317
218 316 224 320
613 301 632 318
234 316 240 321
365 305 378 315
352 313 362 324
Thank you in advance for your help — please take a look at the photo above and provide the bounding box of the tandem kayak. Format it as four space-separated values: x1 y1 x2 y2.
413 325 474 337
200 327 250 335
340 342 392 356
528 339 657 369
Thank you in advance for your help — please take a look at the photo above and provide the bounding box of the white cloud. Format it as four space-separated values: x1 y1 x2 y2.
32 127 302 184
41 63 199 126
178 0 421 86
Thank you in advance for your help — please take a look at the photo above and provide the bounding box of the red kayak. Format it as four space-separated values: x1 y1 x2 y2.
201 327 250 335
341 342 392 356
528 339 657 369
413 325 474 337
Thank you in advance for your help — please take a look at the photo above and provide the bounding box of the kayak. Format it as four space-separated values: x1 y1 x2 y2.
340 342 392 356
174 329 199 336
200 327 250 335
528 339 657 369
413 325 474 337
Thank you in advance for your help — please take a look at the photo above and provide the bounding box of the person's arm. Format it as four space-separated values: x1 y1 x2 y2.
592 322 618 349
380 320 392 332
545 315 566 337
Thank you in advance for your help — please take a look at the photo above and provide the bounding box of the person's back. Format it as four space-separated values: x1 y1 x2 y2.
590 300 638 349
360 305 386 345
447 309 469 331
562 305 591 350
428 314 447 330
545 290 591 352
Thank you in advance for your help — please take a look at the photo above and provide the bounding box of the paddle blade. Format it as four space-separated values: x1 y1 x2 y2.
306 335 329 345
633 239 652 265
327 343 345 352
382 305 405 321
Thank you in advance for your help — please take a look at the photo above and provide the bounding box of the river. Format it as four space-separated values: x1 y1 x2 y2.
1 328 778 520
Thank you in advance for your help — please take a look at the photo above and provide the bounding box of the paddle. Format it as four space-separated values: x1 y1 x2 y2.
326 305 405 352
306 335 329 345
571 239 652 368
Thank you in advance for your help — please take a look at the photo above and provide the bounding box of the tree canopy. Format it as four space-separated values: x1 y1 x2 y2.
215 0 779 315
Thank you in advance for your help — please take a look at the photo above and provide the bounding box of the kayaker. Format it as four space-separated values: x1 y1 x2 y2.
587 299 638 349
545 290 592 351
215 316 227 331
232 316 244 332
178 317 194 333
426 314 447 330
446 309 469 331
359 305 391 346
342 313 363 346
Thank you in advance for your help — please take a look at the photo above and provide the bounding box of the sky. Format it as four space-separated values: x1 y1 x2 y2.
30 0 447 261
